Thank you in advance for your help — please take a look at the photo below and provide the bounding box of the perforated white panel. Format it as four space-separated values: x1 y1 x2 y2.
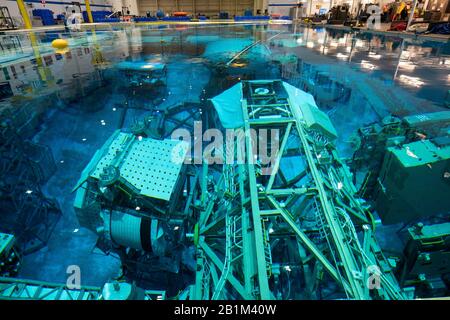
92 133 189 201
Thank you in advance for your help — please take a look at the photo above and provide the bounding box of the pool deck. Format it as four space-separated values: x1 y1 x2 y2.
320 23 450 43
2 20 449 42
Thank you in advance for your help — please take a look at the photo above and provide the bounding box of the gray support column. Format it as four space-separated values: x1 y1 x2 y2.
406 0 418 30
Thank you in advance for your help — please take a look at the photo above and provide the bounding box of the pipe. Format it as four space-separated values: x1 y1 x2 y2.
84 0 94 23
16 0 32 29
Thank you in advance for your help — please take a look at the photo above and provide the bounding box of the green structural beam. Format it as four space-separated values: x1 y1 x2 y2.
194 80 405 300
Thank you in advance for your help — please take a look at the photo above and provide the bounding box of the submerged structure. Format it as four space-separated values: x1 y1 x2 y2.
2 78 448 300
0 21 449 300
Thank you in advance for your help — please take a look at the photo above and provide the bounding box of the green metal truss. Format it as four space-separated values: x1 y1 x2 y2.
0 277 166 300
192 80 405 300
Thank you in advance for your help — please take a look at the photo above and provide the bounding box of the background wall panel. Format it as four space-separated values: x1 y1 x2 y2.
137 0 255 17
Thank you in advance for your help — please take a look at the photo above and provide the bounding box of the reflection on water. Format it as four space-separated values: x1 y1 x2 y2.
0 23 449 286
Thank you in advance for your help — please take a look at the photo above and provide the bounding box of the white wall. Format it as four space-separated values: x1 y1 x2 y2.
268 0 298 16
4 0 114 27
137 0 255 17
111 0 138 15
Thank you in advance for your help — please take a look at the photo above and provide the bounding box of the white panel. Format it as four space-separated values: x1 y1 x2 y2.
91 132 188 201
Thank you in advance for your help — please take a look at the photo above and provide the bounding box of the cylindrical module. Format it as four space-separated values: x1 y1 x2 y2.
109 211 152 251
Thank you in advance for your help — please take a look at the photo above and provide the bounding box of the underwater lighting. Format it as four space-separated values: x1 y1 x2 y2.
231 62 247 68
112 107 117 111
400 51 411 59
368 52 381 60
336 53 348 60
398 61 415 71
296 38 303 44
284 266 292 272
360 60 376 70
398 75 425 87
355 40 364 48
82 138 87 142
135 206 141 211
329 41 338 48
269 228 274 234
141 64 155 69
255 88 270 95
25 190 33 194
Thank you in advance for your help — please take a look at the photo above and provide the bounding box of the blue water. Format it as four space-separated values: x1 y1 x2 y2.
0 23 449 288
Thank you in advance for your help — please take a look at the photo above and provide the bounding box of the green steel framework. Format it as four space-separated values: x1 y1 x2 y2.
0 277 166 300
0 80 407 300
192 80 405 300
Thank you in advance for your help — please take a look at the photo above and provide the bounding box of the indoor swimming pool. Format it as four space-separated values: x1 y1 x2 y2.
0 22 449 299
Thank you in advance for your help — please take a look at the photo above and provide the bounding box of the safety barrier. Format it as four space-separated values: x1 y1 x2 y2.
234 16 270 21
134 17 158 22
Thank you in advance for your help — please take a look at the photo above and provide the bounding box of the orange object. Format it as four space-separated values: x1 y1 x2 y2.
173 12 188 17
